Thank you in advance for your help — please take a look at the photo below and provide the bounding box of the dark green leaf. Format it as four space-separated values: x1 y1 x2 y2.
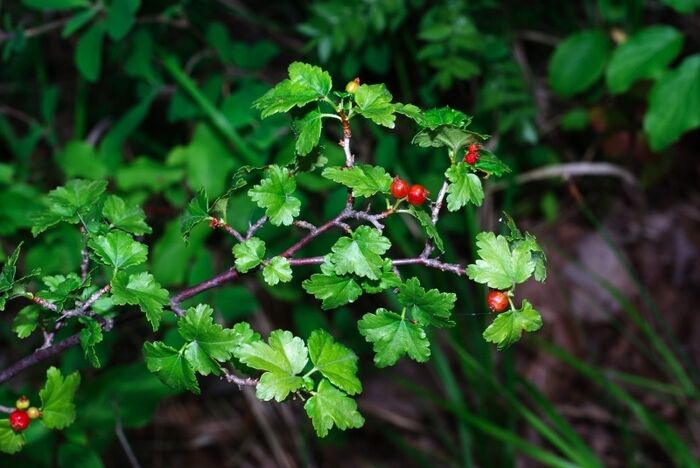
32 179 107 236
79 317 103 368
12 305 40 339
475 150 511 177
0 421 25 454
606 26 684 94
22 0 88 10
643 54 700 150
75 23 105 82
549 30 610 96
407 207 444 252
105 0 140 40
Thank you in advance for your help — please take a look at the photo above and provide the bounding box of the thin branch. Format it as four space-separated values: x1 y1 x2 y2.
0 405 15 414
113 401 142 468
392 257 466 276
170 268 239 312
487 162 638 191
222 368 258 388
0 333 82 384
246 216 268 239
420 179 450 258
29 294 58 313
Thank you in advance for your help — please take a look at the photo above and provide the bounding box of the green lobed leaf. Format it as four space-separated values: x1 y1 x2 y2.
253 62 332 118
12 305 40 339
88 231 148 270
304 379 364 437
79 317 103 368
412 126 477 153
32 179 107 236
466 232 534 289
37 273 83 307
357 308 430 367
0 421 25 454
179 304 250 376
446 163 484 210
360 259 401 294
295 109 323 156
103 194 151 235
233 237 266 273
39 366 81 429
302 273 363 309
643 54 700 150
307 329 362 395
419 106 471 129
354 84 396 128
408 207 444 252
248 165 301 226
143 342 200 393
502 213 547 282
0 243 21 293
397 277 456 328
262 256 292 286
321 164 392 198
548 30 610 97
180 188 209 241
237 330 308 401
329 226 391 280
111 271 169 331
475 150 511 178
606 26 684 94
483 299 543 350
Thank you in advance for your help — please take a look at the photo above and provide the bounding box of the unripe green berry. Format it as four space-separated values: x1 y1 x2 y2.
27 407 41 420
15 396 29 410
345 77 360 94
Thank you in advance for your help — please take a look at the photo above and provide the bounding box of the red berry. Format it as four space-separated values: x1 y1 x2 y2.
390 177 409 199
464 151 479 165
15 396 29 410
407 184 428 206
9 410 30 432
468 144 480 153
486 290 509 313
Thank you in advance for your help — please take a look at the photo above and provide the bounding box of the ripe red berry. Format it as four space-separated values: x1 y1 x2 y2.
464 151 479 165
486 290 509 313
390 177 409 199
468 144 480 153
9 410 30 432
15 396 29 410
27 407 41 420
407 184 428 206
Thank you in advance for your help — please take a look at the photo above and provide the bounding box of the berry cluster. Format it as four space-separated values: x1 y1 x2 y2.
464 144 480 165
7 396 41 433
390 177 428 206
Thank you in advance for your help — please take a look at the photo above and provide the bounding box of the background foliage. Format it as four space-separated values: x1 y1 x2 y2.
0 0 699 466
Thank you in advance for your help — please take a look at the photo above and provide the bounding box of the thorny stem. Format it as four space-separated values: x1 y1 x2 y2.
222 368 258 388
420 179 450 259
0 108 466 389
